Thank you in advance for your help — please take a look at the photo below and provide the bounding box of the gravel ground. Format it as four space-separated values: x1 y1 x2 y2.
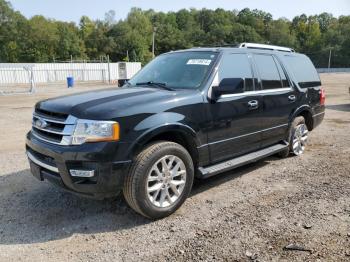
0 75 349 261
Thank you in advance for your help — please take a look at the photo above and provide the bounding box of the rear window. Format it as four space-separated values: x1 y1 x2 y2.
283 55 321 88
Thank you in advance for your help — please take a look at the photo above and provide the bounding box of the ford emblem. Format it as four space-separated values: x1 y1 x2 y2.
35 118 48 129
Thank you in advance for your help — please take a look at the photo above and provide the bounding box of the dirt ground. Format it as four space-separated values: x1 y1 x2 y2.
0 75 349 262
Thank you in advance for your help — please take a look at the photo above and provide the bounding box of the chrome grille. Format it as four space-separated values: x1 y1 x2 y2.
31 109 77 145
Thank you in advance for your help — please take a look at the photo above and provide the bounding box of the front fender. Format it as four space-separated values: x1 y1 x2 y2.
127 112 200 158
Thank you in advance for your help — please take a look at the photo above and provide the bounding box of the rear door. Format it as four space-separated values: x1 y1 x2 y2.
252 53 296 148
207 53 263 163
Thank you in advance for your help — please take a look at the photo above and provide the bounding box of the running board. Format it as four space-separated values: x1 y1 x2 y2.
198 143 288 178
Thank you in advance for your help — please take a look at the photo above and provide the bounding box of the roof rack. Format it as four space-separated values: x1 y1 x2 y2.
238 43 295 53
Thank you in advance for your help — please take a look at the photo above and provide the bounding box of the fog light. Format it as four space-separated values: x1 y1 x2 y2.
70 169 95 178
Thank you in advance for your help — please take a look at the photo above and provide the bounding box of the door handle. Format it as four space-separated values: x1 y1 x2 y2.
247 100 259 110
288 95 296 102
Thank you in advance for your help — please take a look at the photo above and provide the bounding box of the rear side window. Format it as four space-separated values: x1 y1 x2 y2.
283 55 321 88
254 54 284 89
218 53 255 92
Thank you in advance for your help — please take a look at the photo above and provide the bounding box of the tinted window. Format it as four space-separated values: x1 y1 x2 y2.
275 58 289 87
254 54 283 89
283 55 321 88
128 51 218 90
218 53 254 92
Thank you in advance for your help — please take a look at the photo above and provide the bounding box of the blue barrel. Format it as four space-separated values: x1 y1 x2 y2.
67 77 74 88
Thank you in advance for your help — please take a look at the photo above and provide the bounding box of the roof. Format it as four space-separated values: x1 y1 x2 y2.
173 43 296 54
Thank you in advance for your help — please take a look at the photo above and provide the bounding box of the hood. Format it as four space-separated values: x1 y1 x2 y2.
36 86 201 120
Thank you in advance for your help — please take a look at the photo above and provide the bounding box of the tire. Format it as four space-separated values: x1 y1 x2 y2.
278 116 308 158
123 141 194 219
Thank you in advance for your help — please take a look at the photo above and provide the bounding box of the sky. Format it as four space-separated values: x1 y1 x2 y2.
8 0 350 24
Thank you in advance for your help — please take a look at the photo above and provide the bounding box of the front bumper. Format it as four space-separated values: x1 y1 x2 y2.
26 131 132 199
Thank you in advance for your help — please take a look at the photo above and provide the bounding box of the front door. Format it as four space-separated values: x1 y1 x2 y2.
206 53 263 164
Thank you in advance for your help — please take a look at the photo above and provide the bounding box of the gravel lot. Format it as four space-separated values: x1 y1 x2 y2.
0 75 349 261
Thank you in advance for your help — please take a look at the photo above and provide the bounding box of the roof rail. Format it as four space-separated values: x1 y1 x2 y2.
239 43 295 52
191 44 238 49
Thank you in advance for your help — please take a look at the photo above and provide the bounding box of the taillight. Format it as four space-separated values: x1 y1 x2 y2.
320 88 326 105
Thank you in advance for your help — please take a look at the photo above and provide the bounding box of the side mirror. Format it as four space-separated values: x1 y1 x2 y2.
212 78 244 99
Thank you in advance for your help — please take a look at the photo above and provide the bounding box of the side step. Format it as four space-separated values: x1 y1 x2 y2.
198 143 288 178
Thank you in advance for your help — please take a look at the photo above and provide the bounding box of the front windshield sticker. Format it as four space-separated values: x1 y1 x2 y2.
187 59 212 66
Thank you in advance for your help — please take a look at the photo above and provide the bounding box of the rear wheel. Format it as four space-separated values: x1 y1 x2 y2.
291 118 308 156
278 116 308 158
123 141 194 219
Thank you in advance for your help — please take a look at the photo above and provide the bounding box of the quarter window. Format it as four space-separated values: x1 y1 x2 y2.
283 55 321 88
254 54 283 89
218 53 255 92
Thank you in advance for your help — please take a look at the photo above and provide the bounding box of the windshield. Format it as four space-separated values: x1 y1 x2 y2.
128 51 218 90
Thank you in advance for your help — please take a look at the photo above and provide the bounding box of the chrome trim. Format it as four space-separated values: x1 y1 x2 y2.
70 170 95 178
221 88 292 98
27 151 59 173
32 123 75 136
199 123 289 147
312 112 325 118
238 43 294 52
31 130 71 146
33 114 77 125
32 113 77 145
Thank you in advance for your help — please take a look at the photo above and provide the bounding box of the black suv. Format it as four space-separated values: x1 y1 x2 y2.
26 43 325 219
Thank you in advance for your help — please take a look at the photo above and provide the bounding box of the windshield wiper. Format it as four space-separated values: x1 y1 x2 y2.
135 81 174 91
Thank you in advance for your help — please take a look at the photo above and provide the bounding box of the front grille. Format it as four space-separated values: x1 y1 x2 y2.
35 108 68 122
31 108 77 145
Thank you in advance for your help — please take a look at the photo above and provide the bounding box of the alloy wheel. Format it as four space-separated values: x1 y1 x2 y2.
146 155 187 208
292 123 308 155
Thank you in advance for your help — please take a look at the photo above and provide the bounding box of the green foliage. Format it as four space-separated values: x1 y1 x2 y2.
0 0 349 67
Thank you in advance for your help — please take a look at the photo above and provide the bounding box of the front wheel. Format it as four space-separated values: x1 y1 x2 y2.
123 141 194 219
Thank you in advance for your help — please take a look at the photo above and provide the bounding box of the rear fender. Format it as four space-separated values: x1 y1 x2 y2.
289 105 314 131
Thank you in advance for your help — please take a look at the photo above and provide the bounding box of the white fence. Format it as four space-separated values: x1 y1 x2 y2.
0 62 141 87
317 68 350 73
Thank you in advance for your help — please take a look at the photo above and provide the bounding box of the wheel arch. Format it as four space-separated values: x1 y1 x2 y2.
290 105 314 131
129 124 200 168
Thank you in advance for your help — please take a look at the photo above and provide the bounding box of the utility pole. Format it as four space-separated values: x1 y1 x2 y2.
152 27 157 58
328 48 332 70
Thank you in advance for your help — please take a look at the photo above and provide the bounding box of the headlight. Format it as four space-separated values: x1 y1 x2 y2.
71 120 120 145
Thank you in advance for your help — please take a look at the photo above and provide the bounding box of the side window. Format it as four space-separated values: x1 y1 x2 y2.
283 55 321 88
254 54 283 89
218 53 255 92
274 58 290 87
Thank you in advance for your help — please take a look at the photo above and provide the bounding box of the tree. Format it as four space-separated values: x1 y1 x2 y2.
267 19 297 47
0 0 28 62
25 16 59 62
0 2 349 67
56 22 87 60
84 20 116 59
104 10 116 25
79 16 95 39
